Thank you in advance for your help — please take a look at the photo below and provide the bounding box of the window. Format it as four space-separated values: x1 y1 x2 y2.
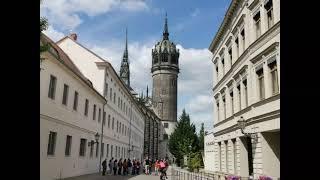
90 140 94 157
48 75 57 99
98 108 101 122
96 143 99 157
164 123 169 128
73 91 78 111
47 131 57 155
230 91 234 115
93 104 96 120
121 99 123 110
269 61 279 95
163 134 168 140
62 84 69 105
257 69 265 100
107 144 109 157
102 112 106 125
215 63 219 79
84 99 89 116
79 138 87 157
114 93 116 103
117 121 119 133
115 146 117 158
108 115 111 128
65 135 72 156
125 126 127 136
118 97 120 107
111 145 113 157
235 37 239 58
253 12 261 39
243 79 248 107
112 117 114 130
216 102 220 122
237 84 241 110
228 48 232 63
104 83 108 97
265 0 274 29
222 96 226 120
101 143 104 157
221 58 225 75
110 88 112 100
240 29 245 51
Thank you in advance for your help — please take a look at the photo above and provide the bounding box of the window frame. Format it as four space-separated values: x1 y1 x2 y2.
47 131 57 156
62 84 69 105
73 91 79 111
65 135 72 156
48 75 57 100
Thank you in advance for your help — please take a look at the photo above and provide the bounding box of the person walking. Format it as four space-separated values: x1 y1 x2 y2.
155 160 159 176
128 159 132 175
118 158 122 175
136 160 141 175
102 158 107 176
144 157 150 175
132 159 136 175
109 158 114 174
123 159 128 175
113 159 118 175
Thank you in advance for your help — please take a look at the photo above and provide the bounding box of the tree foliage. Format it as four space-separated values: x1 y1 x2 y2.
199 123 205 151
40 0 49 62
168 109 199 167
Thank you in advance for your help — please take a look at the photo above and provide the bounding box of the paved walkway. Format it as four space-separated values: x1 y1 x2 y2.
62 167 174 180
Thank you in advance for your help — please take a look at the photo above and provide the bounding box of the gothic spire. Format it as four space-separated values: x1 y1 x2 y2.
146 85 149 98
163 12 169 40
120 27 130 87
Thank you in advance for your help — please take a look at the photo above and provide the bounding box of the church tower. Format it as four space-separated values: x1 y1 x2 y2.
120 28 130 87
151 13 179 155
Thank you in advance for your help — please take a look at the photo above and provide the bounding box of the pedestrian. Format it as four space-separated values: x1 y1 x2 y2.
136 160 141 175
123 159 127 175
102 158 107 176
128 159 132 175
118 158 122 175
144 157 149 175
132 159 136 175
149 159 153 175
113 159 118 175
109 158 114 174
155 160 159 176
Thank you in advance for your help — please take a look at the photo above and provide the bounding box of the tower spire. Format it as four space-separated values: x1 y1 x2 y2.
163 12 169 40
120 27 130 87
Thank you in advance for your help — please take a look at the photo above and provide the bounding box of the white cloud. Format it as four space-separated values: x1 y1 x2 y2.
43 26 65 42
47 34 214 133
40 0 148 30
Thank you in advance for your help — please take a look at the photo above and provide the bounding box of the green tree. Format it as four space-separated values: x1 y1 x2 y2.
40 0 49 62
199 123 205 150
168 109 199 167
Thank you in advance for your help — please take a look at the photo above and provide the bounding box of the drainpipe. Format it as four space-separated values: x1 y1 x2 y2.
99 101 107 173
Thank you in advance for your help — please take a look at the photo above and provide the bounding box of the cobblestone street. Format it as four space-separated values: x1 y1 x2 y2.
62 167 174 180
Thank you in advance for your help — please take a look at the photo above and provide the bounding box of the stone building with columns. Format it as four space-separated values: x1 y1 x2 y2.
209 0 280 179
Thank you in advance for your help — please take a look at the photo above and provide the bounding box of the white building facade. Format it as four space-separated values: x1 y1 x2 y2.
204 131 216 172
57 34 145 163
209 0 280 179
40 34 108 180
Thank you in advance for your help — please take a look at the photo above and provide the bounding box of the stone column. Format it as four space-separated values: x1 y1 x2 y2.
252 133 263 179
223 46 230 72
262 56 271 98
276 47 280 92
226 88 231 118
238 28 243 57
240 77 245 110
260 3 267 35
231 35 238 63
218 57 223 81
247 64 253 106
238 136 249 177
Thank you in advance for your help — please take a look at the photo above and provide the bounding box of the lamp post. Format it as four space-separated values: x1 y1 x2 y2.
237 116 257 139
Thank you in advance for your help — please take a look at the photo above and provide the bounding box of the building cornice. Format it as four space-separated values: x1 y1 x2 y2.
212 21 280 93
214 93 280 128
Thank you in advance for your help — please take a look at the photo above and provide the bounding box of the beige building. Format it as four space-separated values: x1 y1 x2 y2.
40 34 108 180
209 0 280 179
56 34 145 163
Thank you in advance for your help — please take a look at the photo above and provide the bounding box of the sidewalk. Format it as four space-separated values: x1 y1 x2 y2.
62 166 174 180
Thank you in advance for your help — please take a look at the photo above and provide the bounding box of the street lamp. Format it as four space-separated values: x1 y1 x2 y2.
237 116 257 139
88 132 100 146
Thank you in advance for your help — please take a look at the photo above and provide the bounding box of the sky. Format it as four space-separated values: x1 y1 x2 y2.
41 0 232 133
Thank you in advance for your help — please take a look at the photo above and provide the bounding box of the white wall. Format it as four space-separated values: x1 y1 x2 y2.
40 52 107 180
204 132 216 172
58 37 145 161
